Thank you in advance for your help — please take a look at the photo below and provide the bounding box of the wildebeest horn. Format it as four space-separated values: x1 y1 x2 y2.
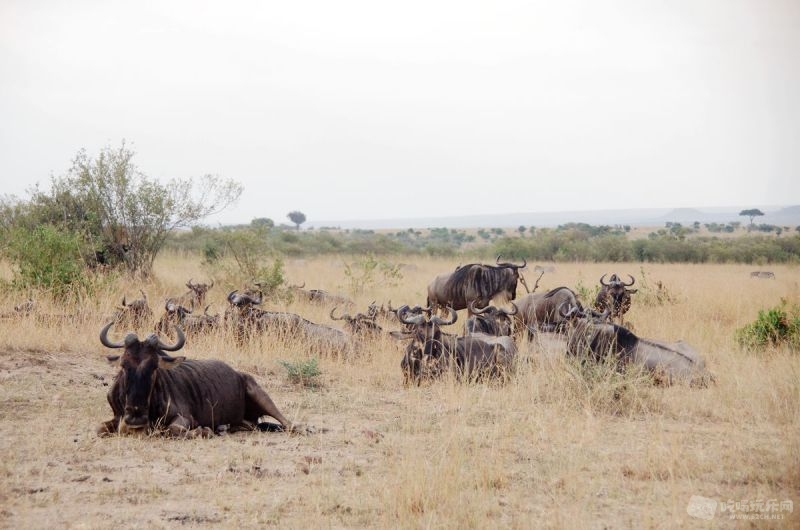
496 255 527 268
121 295 127 307
599 274 609 286
623 274 635 286
157 326 185 352
431 307 457 326
100 321 132 349
227 290 239 304
186 278 194 288
558 302 580 319
468 300 490 315
330 306 349 321
502 302 518 316
398 305 426 325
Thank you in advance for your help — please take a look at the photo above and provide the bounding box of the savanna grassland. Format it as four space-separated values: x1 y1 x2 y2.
0 255 798 529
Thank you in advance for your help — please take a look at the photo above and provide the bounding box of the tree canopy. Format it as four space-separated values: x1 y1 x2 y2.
287 211 307 230
739 208 765 227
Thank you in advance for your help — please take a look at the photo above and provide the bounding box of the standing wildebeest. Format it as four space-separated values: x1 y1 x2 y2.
426 256 528 314
97 322 294 437
513 286 603 337
561 305 711 386
465 300 517 336
391 305 516 384
175 279 214 308
595 274 637 325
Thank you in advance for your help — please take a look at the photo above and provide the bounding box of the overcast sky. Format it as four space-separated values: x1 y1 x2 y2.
1 0 798 226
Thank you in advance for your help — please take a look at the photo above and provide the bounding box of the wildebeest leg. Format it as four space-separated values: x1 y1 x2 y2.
242 374 293 431
97 417 120 436
166 415 214 438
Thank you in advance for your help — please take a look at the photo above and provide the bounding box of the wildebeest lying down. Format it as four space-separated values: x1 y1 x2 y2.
562 306 712 386
391 305 516 385
97 321 295 437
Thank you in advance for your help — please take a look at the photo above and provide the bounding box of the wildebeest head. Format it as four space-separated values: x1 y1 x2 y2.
100 321 186 432
467 300 518 336
227 289 263 307
186 279 214 307
596 274 637 321
398 305 457 358
495 255 529 296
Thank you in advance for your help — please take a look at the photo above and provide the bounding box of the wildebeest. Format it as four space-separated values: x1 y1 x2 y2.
114 290 153 329
167 279 214 309
561 305 711 386
513 286 601 337
289 282 354 306
226 289 351 352
595 274 637 325
391 305 516 384
426 256 528 314
330 306 384 337
156 300 220 337
97 321 294 437
465 300 517 336
750 271 775 279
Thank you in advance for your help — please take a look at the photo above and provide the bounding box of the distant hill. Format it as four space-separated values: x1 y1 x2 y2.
314 205 800 230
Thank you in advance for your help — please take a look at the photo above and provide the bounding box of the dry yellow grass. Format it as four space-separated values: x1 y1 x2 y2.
0 256 798 528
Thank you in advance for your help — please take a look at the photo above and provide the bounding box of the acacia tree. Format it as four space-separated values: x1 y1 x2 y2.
287 210 306 231
27 142 243 278
739 208 764 229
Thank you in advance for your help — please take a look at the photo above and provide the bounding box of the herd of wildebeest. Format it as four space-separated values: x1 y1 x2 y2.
8 257 770 439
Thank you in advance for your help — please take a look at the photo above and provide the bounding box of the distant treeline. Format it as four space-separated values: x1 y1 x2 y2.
167 222 800 264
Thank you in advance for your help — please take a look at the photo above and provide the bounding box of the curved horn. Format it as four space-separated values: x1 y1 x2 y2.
558 302 580 319
502 302 518 316
330 306 349 321
186 278 194 288
623 274 635 286
431 306 458 326
227 290 238 304
468 300 490 315
398 305 426 325
99 321 126 349
157 326 185 352
496 255 527 268
599 274 609 286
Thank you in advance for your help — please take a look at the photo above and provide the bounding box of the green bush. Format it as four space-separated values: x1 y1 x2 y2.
6 224 94 299
735 300 800 351
279 358 321 386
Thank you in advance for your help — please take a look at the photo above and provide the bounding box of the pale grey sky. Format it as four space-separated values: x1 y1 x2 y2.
1 0 798 226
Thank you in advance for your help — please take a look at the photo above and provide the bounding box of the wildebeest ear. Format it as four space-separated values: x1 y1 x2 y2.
389 331 413 340
628 288 639 293
106 355 121 365
158 356 186 369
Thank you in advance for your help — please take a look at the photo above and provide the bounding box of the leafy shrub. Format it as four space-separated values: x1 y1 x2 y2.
279 358 321 386
735 300 800 351
635 267 678 307
5 225 95 300
343 254 403 295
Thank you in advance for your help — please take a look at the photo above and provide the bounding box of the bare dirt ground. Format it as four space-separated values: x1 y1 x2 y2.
1 259 798 529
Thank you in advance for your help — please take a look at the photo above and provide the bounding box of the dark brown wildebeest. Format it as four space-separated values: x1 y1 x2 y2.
595 273 637 325
560 305 711 386
465 300 517 336
97 322 295 437
426 256 528 314
391 305 516 385
114 290 153 329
